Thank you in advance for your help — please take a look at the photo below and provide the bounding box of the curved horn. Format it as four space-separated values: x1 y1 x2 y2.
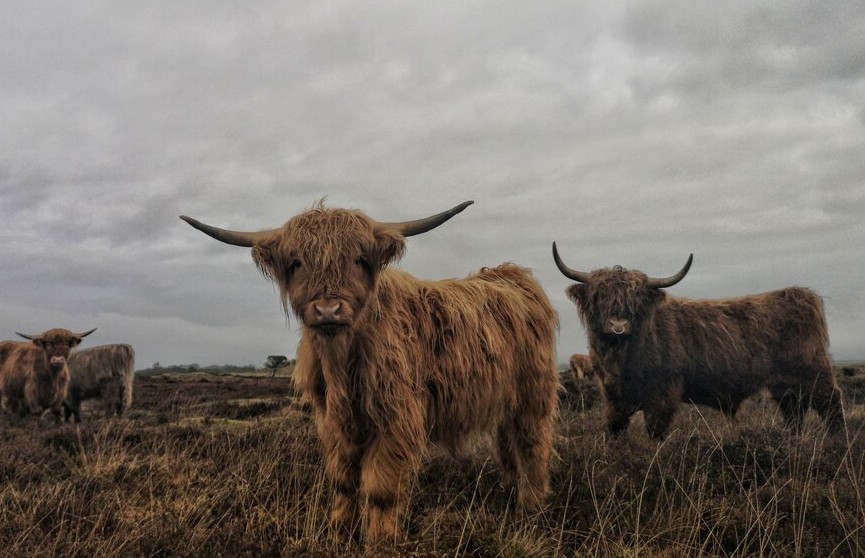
180 216 278 247
374 200 474 237
645 254 693 289
552 242 591 284
16 328 97 341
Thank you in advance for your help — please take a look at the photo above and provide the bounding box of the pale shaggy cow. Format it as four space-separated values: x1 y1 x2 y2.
182 201 559 544
65 343 135 422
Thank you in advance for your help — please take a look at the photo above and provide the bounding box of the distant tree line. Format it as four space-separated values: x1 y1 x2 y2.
136 363 258 377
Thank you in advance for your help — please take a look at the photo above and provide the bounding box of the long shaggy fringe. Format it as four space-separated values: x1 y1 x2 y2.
254 207 406 318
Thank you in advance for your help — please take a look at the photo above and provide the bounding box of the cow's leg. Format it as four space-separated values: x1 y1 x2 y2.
601 382 632 436
359 433 422 544
497 411 553 515
62 403 73 423
644 402 677 440
49 405 63 426
5 398 27 423
515 416 553 515
644 385 681 440
812 389 846 433
496 426 520 494
770 385 806 431
323 438 361 538
605 400 631 436
809 378 846 433
315 405 362 539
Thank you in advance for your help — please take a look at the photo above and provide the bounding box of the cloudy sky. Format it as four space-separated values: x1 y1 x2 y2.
1 1 863 369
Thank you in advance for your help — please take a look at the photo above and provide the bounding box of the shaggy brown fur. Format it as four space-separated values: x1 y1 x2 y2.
186 203 559 544
0 328 94 425
65 344 135 422
559 260 845 439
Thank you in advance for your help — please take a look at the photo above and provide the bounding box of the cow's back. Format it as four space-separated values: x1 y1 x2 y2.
371 264 558 449
629 286 831 412
69 344 135 391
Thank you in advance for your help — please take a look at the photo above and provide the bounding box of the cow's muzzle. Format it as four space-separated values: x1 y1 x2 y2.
603 319 631 337
49 356 67 368
305 298 353 332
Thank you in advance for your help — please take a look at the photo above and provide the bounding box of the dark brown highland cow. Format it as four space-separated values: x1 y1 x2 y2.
0 328 96 424
553 244 845 439
182 201 559 543
65 343 136 422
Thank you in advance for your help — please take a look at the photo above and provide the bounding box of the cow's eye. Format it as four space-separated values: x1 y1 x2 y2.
286 259 301 273
355 255 372 273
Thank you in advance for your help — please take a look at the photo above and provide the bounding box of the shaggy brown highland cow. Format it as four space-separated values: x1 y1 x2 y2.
553 244 845 439
0 328 96 424
65 343 136 422
181 201 559 543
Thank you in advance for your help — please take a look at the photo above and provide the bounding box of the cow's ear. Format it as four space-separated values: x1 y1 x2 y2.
31 338 45 348
566 284 587 305
371 229 406 268
71 337 82 347
647 288 667 306
252 238 278 278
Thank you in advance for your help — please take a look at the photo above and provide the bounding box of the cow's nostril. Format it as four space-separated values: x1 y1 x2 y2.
315 302 342 320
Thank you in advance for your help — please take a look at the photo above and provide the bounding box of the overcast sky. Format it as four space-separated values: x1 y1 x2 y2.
1 1 863 369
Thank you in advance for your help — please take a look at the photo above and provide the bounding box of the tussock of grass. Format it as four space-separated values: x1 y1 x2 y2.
1 372 864 556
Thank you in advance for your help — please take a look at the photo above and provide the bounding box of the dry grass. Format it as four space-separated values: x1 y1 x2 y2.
1 369 864 557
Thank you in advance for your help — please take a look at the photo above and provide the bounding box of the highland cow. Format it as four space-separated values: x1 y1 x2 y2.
65 343 135 422
569 353 594 381
0 328 96 424
553 244 845 439
560 353 595 410
182 201 559 543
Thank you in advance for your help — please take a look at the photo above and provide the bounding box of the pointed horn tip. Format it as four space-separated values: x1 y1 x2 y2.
646 253 694 289
449 200 474 215
551 241 568 266
551 242 590 283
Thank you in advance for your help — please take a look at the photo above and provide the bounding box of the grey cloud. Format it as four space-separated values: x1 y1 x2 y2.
1 1 864 366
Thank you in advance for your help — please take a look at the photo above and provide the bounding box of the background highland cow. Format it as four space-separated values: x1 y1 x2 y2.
182 201 560 544
560 353 596 410
0 328 96 425
569 353 594 381
553 245 845 439
65 343 136 422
